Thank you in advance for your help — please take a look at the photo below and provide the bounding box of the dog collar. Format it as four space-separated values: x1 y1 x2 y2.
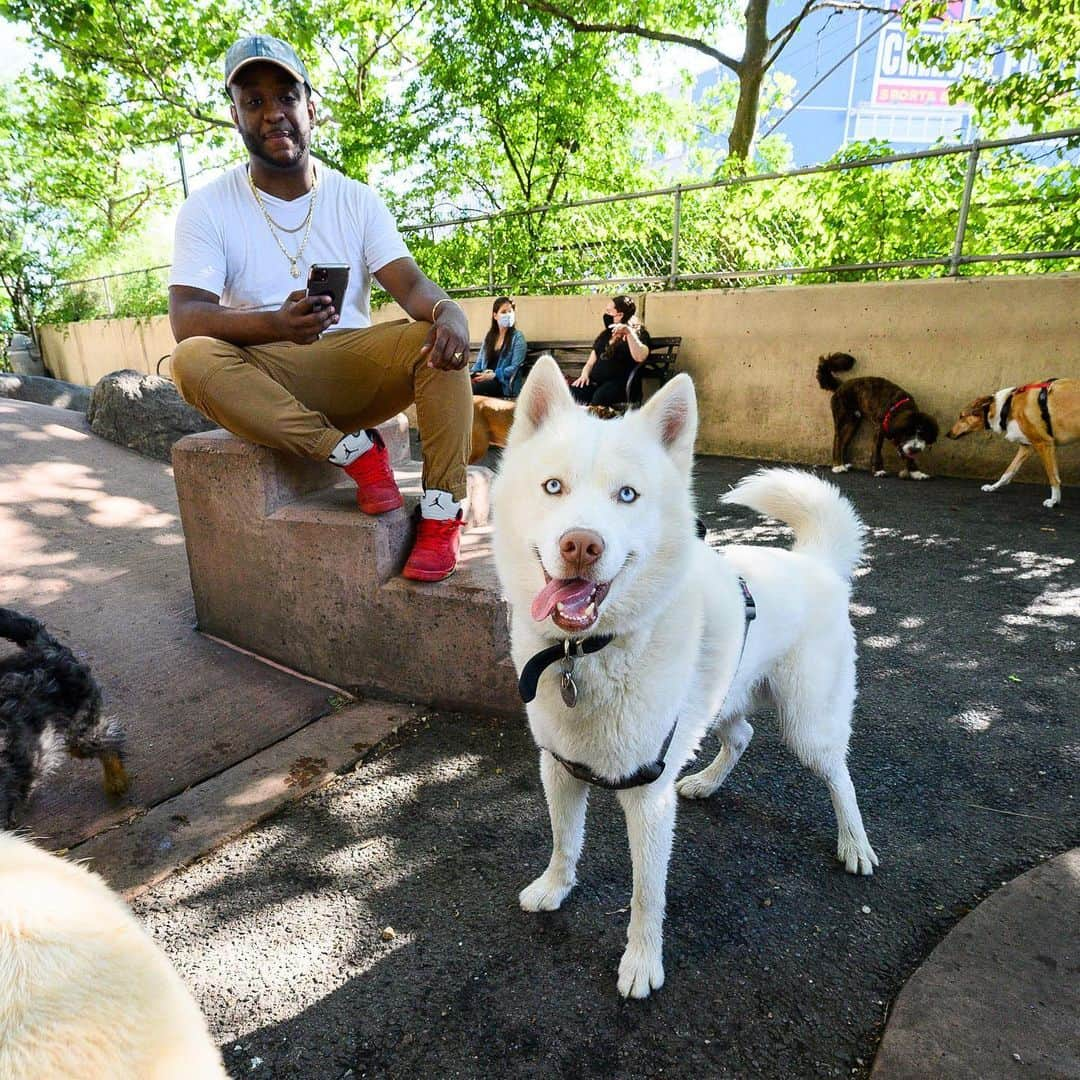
518 633 614 705
999 390 1015 433
881 396 912 436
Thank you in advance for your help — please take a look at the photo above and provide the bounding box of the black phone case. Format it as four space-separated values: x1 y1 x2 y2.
306 265 350 313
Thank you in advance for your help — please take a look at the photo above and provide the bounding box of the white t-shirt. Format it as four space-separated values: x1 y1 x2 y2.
169 163 411 330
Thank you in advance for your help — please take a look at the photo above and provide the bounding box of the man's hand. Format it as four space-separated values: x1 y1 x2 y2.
273 290 339 345
420 304 469 370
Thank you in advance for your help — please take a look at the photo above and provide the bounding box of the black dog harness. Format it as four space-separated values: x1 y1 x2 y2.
518 574 757 791
997 379 1057 438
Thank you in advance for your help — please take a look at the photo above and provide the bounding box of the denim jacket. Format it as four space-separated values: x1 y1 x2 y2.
471 328 527 397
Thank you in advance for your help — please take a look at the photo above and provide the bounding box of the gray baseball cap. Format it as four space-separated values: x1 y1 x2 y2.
224 34 312 92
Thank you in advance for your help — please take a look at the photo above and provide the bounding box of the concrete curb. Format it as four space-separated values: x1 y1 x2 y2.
873 848 1080 1079
70 700 409 899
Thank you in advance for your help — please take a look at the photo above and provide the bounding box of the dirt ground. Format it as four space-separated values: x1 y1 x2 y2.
132 457 1078 1079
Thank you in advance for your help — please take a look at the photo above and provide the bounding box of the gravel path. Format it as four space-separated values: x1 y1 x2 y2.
134 460 1078 1079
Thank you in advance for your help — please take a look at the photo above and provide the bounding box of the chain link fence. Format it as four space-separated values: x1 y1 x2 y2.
40 128 1079 320
42 264 171 324
402 128 1080 295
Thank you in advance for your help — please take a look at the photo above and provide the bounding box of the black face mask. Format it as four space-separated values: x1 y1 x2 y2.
603 314 615 328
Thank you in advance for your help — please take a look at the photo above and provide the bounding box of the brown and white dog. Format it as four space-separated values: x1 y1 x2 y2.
947 378 1078 508
816 352 939 479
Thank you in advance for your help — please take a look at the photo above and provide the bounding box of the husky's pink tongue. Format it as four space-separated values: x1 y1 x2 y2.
531 578 596 622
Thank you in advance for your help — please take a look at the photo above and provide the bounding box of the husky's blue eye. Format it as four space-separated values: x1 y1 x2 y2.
617 485 639 503
543 478 563 495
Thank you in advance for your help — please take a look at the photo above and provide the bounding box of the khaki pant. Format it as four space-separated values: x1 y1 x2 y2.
171 320 472 499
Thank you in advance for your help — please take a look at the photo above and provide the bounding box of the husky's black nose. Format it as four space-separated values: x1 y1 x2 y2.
559 529 604 576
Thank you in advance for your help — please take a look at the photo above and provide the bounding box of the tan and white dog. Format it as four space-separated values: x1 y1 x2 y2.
947 378 1079 508
0 833 227 1078
492 357 878 999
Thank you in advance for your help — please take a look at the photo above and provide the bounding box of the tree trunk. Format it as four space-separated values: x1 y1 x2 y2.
729 65 766 162
728 0 771 163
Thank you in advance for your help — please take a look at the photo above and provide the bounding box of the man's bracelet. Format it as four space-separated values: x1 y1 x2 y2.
431 297 462 321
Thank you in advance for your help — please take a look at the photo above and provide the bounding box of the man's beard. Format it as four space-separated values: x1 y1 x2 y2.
240 126 307 169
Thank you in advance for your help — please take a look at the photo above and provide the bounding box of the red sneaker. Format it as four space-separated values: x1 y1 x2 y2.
342 431 404 515
402 512 464 582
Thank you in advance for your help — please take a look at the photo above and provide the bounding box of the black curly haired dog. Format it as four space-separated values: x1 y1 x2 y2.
816 352 939 479
0 607 128 827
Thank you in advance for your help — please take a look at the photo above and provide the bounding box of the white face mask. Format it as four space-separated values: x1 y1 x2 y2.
497 311 515 329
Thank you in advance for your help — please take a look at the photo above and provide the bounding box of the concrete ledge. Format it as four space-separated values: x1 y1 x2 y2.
70 699 409 899
172 421 518 715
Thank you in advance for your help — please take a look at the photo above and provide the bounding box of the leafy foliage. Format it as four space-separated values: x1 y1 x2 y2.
903 1 1080 135
1 0 1077 333
406 137 1080 295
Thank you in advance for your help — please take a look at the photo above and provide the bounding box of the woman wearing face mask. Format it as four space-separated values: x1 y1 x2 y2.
571 294 651 406
471 296 527 398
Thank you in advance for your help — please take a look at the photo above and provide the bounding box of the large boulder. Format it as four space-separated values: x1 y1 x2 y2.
88 369 218 462
0 373 91 411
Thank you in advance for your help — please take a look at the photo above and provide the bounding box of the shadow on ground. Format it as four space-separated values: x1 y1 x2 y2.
130 459 1078 1079
0 400 336 846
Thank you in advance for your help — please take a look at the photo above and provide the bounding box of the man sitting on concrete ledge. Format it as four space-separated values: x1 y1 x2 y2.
168 33 471 582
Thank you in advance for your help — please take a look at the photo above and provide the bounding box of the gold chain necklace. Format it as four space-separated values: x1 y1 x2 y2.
247 168 319 279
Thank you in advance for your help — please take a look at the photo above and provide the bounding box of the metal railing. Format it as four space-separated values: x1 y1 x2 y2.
40 127 1079 317
44 264 171 319
398 127 1080 295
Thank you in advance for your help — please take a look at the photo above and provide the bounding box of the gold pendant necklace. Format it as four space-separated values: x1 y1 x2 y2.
248 168 319 278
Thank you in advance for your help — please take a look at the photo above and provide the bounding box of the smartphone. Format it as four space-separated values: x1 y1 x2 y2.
306 264 350 314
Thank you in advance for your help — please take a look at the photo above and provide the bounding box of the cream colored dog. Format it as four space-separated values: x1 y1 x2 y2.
493 358 878 999
0 833 226 1078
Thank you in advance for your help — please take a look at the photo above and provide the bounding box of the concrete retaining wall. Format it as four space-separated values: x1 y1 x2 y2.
645 276 1080 482
39 275 1080 483
39 317 176 386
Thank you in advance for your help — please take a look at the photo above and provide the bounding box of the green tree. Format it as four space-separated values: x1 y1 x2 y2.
904 1 1080 134
0 0 690 310
0 94 108 331
388 0 686 213
513 0 894 163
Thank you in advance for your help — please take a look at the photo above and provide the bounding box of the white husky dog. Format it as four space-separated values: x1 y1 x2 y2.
0 832 227 1078
492 357 878 999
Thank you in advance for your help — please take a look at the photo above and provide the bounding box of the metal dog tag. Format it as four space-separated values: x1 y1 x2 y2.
560 655 578 708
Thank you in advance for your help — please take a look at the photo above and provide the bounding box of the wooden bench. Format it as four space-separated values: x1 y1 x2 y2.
473 336 682 401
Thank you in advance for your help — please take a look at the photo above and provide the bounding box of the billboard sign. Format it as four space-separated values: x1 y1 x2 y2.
871 2 969 110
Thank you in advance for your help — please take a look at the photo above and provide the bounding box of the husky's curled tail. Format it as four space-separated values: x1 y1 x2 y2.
815 351 857 393
721 468 865 581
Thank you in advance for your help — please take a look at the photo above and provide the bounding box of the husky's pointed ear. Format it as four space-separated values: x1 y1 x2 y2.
639 373 697 472
508 355 575 445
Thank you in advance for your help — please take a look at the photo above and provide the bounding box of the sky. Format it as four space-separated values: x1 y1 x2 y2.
0 27 31 75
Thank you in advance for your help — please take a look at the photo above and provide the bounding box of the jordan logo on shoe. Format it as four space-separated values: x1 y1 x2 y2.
329 431 374 467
